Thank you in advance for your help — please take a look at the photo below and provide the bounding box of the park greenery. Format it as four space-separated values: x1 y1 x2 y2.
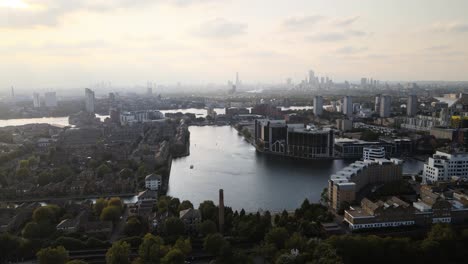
1 197 468 264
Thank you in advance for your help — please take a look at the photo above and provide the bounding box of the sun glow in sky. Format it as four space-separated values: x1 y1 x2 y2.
0 0 467 91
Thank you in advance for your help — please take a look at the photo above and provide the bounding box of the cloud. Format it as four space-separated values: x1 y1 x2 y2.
432 22 468 33
195 18 247 38
332 16 359 27
425 45 450 51
0 0 213 28
348 30 368 36
336 46 368 54
306 33 347 42
306 29 368 42
282 15 324 30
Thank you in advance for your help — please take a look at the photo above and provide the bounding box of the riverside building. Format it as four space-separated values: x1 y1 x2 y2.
254 119 334 159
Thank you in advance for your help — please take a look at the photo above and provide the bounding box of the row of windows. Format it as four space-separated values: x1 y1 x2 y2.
352 221 415 230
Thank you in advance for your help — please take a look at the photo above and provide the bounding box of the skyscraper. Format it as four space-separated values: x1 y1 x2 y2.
379 95 391 117
44 92 57 107
407 94 418 116
343 96 353 117
308 70 315 84
33 93 40 108
375 94 381 112
147 82 153 96
361 78 367 87
313 96 323 116
85 88 95 113
235 72 240 88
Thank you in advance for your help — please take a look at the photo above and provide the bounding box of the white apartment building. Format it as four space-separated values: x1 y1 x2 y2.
145 173 162 191
423 151 468 183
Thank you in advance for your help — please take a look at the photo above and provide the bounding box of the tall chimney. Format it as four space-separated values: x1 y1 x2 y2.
219 189 224 234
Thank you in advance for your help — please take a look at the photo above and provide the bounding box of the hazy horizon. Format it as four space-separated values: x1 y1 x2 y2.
1 0 468 91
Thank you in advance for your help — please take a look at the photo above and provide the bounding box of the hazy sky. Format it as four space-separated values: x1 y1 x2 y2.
1 0 468 91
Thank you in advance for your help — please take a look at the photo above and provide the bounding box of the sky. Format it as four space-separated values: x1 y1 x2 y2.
0 0 468 91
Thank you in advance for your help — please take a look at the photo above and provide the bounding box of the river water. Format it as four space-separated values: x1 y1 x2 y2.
0 111 423 211
167 126 423 212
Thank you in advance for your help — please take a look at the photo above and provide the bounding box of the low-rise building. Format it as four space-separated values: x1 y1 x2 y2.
179 208 201 234
344 197 416 230
344 182 468 231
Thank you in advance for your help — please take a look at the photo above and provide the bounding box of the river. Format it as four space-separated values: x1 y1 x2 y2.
167 126 423 212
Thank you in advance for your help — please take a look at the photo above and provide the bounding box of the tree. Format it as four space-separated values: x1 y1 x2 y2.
28 156 38 168
168 198 180 215
106 241 130 264
178 200 194 212
23 221 55 239
174 238 192 256
94 198 108 216
265 227 289 249
66 260 88 264
138 233 167 263
53 166 73 182
199 201 217 222
19 160 29 169
16 167 29 181
164 217 185 238
33 205 61 224
313 243 342 264
54 237 86 250
162 249 185 264
108 197 123 212
37 171 52 186
157 199 169 214
36 246 69 264
203 233 226 256
97 164 112 178
427 224 455 242
119 168 133 179
124 217 143 237
285 233 307 251
100 206 121 223
275 254 296 264
199 220 217 236
0 233 20 263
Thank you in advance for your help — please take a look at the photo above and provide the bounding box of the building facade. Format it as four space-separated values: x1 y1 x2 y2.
313 96 323 116
343 96 353 117
255 119 334 159
363 146 386 161
423 151 468 183
85 88 95 113
407 95 418 116
145 174 162 191
328 158 403 211
379 95 391 118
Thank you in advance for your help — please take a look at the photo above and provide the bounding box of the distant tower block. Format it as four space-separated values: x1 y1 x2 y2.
219 189 225 234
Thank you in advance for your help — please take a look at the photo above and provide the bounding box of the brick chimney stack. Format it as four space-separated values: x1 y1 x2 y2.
219 189 225 233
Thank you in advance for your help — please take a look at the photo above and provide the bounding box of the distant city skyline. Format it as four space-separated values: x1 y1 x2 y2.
0 0 468 90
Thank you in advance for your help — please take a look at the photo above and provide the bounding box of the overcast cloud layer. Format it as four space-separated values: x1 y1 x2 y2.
0 0 468 90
